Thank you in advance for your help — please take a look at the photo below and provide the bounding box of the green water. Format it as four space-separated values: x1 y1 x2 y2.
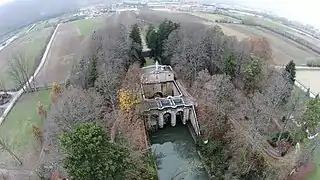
150 123 209 180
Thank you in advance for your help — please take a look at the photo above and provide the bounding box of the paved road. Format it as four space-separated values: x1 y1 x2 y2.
0 24 60 125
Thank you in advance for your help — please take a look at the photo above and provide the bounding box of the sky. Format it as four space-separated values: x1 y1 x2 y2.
0 0 13 6
228 0 320 28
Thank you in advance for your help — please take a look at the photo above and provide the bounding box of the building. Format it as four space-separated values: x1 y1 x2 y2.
141 61 201 135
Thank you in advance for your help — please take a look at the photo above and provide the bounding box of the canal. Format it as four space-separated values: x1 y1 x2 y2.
149 123 209 180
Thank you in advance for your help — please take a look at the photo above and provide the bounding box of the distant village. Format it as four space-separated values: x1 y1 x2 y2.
111 0 320 39
2 0 319 50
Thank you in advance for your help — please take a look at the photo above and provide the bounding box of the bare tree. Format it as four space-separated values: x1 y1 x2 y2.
7 52 33 91
0 79 8 94
49 87 105 130
191 70 235 139
243 36 273 61
165 26 208 86
41 87 106 169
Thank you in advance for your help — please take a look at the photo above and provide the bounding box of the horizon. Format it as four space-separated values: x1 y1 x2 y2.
209 0 320 29
0 0 319 29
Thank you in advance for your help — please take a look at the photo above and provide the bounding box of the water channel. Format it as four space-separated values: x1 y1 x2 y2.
149 122 209 180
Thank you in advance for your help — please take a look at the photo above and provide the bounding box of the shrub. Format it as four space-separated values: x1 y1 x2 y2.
270 131 294 145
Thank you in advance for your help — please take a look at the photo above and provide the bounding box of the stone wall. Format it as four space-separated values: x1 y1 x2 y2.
142 81 180 99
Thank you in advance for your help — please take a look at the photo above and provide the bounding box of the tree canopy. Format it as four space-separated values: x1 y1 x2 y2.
130 24 142 45
60 123 131 180
224 52 237 79
88 55 98 88
244 57 264 94
146 25 157 58
146 19 179 64
129 23 145 66
303 95 320 133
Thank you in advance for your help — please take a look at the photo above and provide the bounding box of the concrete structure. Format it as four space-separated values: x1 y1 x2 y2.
141 61 201 135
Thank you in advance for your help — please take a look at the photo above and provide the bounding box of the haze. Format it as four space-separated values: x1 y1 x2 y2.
0 0 13 6
210 0 320 28
0 0 317 44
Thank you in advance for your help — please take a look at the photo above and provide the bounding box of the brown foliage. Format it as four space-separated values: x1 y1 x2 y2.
244 36 273 61
117 107 148 151
32 125 43 145
116 63 148 150
37 101 47 119
50 82 63 103
192 70 235 139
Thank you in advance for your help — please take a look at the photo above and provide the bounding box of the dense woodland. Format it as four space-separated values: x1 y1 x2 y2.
38 10 320 180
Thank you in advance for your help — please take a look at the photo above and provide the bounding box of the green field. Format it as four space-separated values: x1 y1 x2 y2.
0 89 51 167
33 18 60 32
74 18 101 36
190 12 241 22
0 27 54 90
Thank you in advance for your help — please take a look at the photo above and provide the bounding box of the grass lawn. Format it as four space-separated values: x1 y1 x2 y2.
309 158 320 180
0 89 51 167
0 27 54 90
308 148 320 180
75 18 100 36
145 58 154 67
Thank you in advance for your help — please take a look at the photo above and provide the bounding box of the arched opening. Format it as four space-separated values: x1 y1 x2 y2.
150 114 159 131
152 92 164 98
163 112 172 126
176 111 184 124
151 114 159 123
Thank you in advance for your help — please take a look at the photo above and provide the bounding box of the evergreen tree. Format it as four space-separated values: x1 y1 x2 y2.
281 60 296 104
129 24 145 66
154 19 179 64
244 57 263 94
224 53 237 79
303 95 320 133
130 24 142 45
284 60 296 84
144 20 179 64
88 55 98 88
60 123 131 180
146 25 157 58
